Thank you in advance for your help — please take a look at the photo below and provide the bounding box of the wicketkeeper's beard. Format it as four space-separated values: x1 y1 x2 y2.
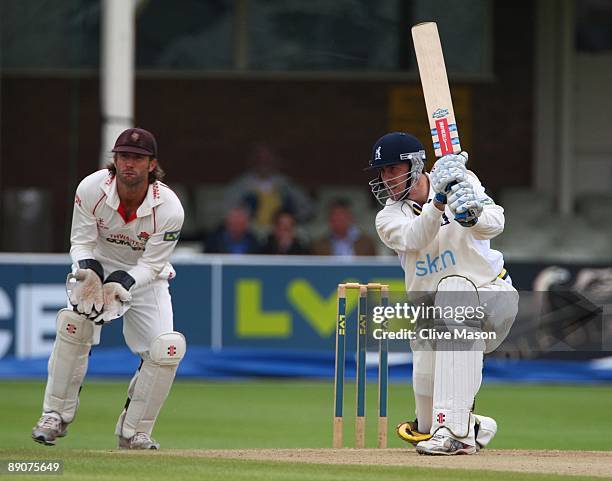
117 170 147 187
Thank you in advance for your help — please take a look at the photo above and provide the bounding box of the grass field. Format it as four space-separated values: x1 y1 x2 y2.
1 380 610 480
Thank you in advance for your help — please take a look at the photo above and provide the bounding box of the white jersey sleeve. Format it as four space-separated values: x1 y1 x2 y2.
126 194 184 288
70 171 106 263
376 201 444 252
465 171 505 240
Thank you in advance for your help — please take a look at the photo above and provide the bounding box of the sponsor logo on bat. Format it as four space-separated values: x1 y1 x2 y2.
431 124 458 137
432 108 449 119
435 119 454 155
433 138 460 150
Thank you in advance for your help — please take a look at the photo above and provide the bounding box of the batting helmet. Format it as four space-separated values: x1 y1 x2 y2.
367 132 426 206
365 132 425 171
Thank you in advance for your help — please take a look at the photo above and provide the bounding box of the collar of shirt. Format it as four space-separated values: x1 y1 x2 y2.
384 173 434 216
408 173 434 216
100 175 164 217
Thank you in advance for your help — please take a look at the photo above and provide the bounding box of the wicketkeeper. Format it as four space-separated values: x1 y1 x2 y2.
32 128 186 450
367 132 519 455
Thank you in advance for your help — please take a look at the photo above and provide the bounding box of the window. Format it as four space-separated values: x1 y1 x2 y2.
0 0 492 75
576 0 612 52
0 0 100 70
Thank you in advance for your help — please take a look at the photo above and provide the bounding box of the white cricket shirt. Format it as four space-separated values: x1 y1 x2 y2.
376 171 505 292
70 169 184 288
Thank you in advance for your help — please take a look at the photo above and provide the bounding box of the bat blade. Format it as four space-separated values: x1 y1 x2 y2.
411 22 461 158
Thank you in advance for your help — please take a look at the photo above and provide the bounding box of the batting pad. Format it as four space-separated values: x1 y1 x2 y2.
412 349 435 433
43 309 93 423
474 414 497 447
116 331 186 439
431 276 484 439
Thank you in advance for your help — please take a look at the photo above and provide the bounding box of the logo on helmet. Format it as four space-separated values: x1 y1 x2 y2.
130 132 140 142
375 146 382 160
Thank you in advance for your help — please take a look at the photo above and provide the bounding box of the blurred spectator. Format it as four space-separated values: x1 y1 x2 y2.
205 207 260 254
225 143 313 229
313 199 376 256
260 210 309 255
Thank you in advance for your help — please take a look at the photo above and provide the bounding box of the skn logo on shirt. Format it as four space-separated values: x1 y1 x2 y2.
415 250 456 277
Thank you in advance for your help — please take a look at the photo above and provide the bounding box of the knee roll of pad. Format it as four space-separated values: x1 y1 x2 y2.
435 276 480 314
436 275 479 293
149 331 186 365
434 275 483 337
57 309 94 345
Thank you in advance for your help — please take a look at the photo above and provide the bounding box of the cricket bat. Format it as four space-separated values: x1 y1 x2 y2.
411 22 461 158
412 22 468 222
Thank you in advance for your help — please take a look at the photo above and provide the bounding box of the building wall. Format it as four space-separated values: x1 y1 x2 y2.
0 1 534 251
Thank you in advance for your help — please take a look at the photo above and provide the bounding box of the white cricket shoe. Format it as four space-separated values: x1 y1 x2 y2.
32 412 68 446
118 432 160 450
416 427 477 455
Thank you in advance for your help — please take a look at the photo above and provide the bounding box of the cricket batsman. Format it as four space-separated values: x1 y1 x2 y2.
367 132 518 455
32 128 186 450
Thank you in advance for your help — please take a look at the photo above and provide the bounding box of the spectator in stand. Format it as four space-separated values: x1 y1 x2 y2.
260 210 309 255
313 199 376 256
225 143 313 229
205 207 260 254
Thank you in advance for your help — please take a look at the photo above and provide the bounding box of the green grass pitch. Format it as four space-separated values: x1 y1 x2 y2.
0 380 610 480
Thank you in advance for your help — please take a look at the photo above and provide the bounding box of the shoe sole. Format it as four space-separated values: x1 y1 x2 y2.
416 446 477 456
32 430 66 446
118 446 159 450
32 435 56 446
117 437 159 450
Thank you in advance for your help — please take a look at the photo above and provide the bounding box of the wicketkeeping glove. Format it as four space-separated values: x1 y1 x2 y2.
92 270 134 325
67 259 104 319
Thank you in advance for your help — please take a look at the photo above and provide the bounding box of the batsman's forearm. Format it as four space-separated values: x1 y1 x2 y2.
470 206 505 239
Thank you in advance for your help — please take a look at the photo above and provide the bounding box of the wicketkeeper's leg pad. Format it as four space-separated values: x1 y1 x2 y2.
431 276 484 440
43 309 93 423
116 331 186 439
